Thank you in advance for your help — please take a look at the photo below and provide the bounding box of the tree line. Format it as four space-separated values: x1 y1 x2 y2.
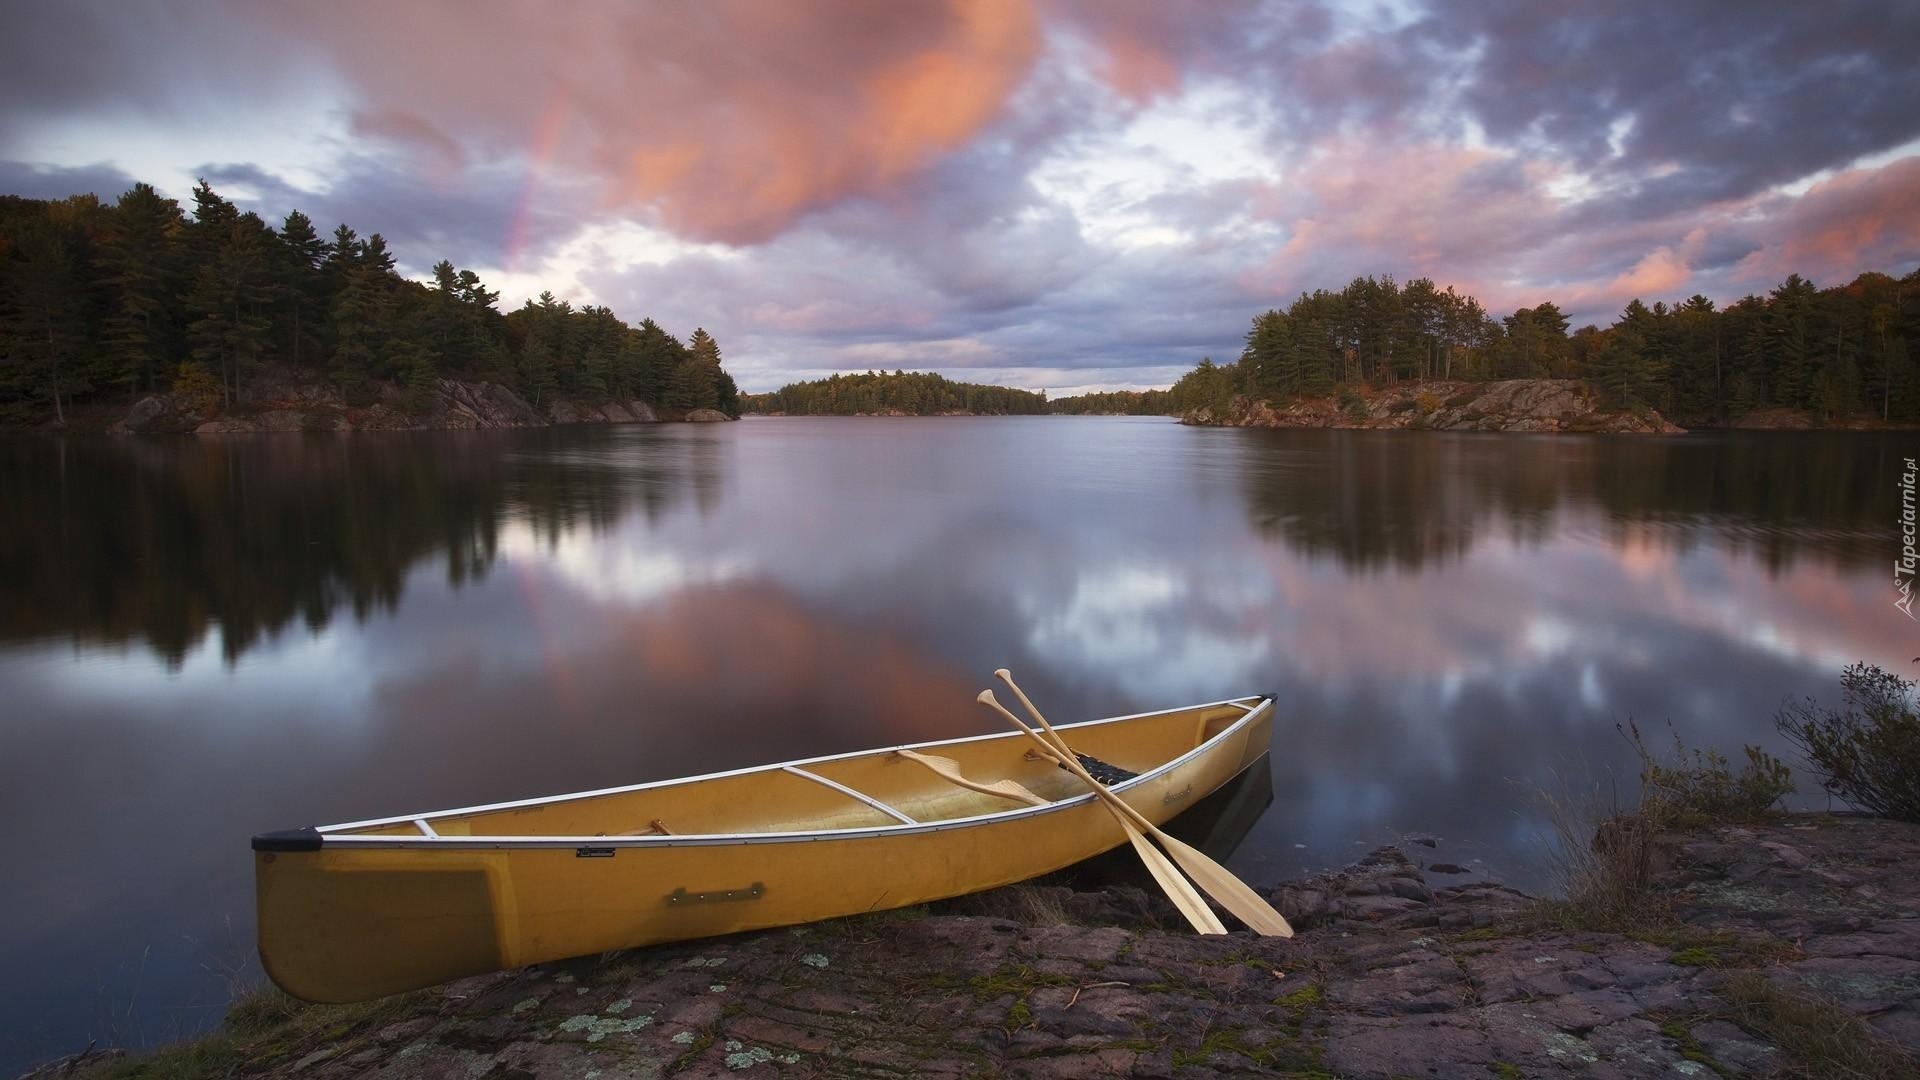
0 181 739 425
1169 269 1920 423
741 369 1049 415
1047 389 1174 415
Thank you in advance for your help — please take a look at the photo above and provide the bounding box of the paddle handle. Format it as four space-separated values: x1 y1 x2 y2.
991 673 1294 938
977 690 1226 934
991 673 1158 835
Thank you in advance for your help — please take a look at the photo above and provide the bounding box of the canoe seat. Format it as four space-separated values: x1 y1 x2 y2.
603 819 673 837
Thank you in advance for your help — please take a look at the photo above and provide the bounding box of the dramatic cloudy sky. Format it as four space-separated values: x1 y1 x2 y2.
4 1 1918 393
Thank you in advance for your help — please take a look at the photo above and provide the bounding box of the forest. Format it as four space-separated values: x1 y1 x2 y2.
1168 269 1920 424
0 182 738 425
741 369 1049 415
1047 389 1174 415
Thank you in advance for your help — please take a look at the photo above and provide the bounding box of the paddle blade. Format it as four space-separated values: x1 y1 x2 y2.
1154 832 1295 937
1123 821 1227 935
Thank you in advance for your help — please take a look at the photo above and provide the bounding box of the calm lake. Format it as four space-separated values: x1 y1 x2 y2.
1 417 1912 1069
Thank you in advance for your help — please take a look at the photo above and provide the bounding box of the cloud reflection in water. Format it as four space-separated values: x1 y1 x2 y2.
0 419 1911 1070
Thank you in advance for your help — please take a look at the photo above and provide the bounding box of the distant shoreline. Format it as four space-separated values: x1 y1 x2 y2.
1180 378 1920 434
10 372 738 436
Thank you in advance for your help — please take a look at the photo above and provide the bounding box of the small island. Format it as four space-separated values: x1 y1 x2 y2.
741 370 1049 416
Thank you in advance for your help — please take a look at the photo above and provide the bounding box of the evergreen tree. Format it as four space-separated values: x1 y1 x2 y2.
329 267 389 395
278 210 327 369
6 217 82 424
98 183 185 394
669 327 723 411
185 220 275 406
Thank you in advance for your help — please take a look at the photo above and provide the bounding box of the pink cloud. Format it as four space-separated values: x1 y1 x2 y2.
266 1 1044 245
1733 156 1920 285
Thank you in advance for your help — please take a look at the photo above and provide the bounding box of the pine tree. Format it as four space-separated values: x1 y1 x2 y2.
329 267 390 395
1768 274 1818 407
7 217 81 424
278 210 326 369
670 327 723 411
99 183 185 394
186 221 274 407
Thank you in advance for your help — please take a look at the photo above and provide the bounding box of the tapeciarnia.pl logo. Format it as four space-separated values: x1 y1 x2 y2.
1899 457 1918 620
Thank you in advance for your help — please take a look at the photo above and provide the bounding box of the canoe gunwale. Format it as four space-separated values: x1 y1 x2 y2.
301 695 1272 850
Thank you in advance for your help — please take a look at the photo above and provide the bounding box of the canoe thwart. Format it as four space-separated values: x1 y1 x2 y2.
782 765 917 824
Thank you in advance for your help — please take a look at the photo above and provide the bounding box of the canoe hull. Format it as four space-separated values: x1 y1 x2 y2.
256 700 1272 1002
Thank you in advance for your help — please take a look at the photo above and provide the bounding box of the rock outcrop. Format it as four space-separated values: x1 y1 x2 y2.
112 375 694 435
1185 379 1685 434
51 815 1917 1078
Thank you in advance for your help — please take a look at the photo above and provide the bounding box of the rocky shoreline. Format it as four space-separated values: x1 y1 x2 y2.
1182 379 1685 434
37 814 1917 1079
104 374 733 436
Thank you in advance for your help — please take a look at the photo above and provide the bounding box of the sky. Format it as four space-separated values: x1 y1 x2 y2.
3 1 1918 395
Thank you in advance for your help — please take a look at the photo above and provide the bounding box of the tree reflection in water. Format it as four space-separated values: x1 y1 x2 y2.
0 427 725 667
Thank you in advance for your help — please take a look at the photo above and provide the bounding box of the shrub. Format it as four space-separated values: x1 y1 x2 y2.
1336 386 1367 419
1444 390 1478 408
1627 720 1794 827
173 361 222 415
1414 391 1441 414
1531 725 1792 933
1776 663 1920 822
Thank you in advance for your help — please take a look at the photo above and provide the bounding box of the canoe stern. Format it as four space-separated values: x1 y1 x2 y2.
254 846 513 1003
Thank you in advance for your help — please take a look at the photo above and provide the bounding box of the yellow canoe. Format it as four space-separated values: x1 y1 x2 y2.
253 694 1275 1003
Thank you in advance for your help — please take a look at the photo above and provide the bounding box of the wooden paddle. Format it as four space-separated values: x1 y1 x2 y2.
976 691 1227 935
894 748 1049 807
990 672 1295 938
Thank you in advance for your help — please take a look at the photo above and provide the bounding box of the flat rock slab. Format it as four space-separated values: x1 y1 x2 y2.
38 817 1920 1079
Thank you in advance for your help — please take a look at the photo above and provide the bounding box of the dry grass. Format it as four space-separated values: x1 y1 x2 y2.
1528 723 1793 933
1721 972 1915 1079
1529 766 1674 933
90 985 423 1080
1004 883 1077 928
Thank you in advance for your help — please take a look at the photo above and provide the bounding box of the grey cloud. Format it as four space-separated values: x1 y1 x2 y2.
1437 2 1920 202
0 159 136 202
197 154 595 275
5 0 1919 392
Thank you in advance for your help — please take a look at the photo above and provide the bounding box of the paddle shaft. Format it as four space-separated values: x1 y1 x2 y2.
977 691 1226 934
992 673 1294 938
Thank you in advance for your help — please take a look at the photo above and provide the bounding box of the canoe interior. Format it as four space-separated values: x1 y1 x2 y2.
326 698 1264 841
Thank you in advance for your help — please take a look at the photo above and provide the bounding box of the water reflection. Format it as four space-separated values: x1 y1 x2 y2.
0 418 1913 1072
1237 430 1901 572
0 428 726 666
